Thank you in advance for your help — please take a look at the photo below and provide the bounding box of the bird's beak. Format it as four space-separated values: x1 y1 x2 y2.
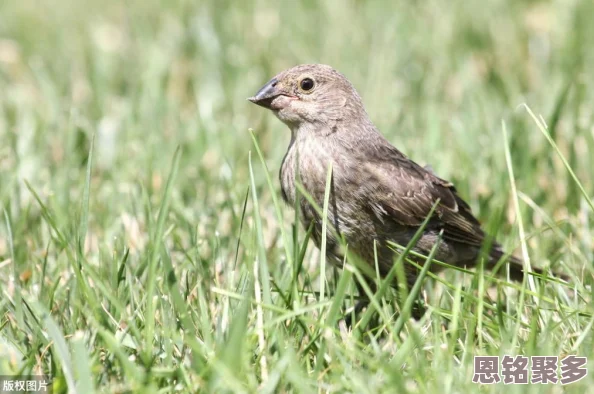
248 78 283 109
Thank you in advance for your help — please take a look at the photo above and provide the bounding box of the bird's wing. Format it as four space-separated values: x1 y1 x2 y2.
363 145 485 247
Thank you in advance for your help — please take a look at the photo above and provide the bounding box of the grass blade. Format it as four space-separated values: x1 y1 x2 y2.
78 133 94 256
144 146 181 360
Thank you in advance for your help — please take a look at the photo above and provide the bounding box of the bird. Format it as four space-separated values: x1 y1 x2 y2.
248 64 564 315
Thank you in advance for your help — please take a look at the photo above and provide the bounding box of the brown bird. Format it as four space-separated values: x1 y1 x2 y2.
249 64 562 312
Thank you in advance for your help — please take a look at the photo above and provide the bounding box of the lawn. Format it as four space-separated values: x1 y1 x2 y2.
0 0 593 392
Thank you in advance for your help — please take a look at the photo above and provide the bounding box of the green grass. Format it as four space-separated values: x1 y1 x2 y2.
1 0 593 392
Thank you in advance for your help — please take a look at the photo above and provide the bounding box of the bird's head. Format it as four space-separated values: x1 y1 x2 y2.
248 64 367 132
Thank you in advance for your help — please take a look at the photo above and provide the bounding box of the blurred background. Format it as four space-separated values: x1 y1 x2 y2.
1 0 593 391
1 0 592 246
2 0 593 239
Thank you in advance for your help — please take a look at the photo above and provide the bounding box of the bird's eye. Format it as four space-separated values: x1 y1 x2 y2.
300 78 314 92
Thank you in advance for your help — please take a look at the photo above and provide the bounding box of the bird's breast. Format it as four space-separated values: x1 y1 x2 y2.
280 136 368 231
280 137 332 206
279 135 394 267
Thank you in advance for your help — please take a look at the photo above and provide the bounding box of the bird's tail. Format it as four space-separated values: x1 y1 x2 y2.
487 246 569 282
